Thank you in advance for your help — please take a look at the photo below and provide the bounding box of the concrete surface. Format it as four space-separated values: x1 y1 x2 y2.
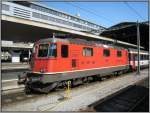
2 69 148 111
2 68 30 80
1 63 30 91
2 79 24 91
2 62 30 81
2 63 30 71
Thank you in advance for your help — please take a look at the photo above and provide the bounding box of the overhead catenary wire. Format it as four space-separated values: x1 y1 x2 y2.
66 2 114 24
63 1 146 40
66 2 146 27
124 2 145 21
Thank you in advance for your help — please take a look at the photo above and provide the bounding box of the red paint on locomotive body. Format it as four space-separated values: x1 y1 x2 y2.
17 38 148 93
32 40 129 74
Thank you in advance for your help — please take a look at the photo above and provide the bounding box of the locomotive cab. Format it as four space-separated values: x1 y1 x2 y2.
18 40 59 93
32 42 57 73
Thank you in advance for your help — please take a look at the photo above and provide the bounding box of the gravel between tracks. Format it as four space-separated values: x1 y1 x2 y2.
2 69 148 111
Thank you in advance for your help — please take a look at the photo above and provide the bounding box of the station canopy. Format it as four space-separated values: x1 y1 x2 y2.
100 21 149 51
2 20 148 50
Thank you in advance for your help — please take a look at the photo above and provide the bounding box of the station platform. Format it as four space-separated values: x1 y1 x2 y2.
86 79 149 112
2 62 30 71
2 63 30 91
2 69 149 111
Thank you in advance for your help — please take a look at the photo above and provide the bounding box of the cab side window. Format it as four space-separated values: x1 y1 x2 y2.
117 51 122 57
83 47 93 56
103 49 110 57
61 45 68 58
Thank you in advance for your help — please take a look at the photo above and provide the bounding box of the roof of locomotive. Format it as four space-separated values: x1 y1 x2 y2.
36 38 149 52
37 38 70 43
36 37 125 49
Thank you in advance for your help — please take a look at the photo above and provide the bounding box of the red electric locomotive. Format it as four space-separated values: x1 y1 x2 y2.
18 36 147 93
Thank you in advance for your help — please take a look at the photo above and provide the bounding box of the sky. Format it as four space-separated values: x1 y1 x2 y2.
38 2 148 28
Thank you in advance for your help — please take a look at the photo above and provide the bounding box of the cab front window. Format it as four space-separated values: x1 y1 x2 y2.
48 43 57 58
38 43 57 58
38 44 49 57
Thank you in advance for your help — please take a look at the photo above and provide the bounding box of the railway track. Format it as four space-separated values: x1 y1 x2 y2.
2 69 148 111
86 78 149 112
1 69 131 95
2 70 148 111
1 71 129 105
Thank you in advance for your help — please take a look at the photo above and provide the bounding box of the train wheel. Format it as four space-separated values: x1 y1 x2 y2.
97 76 102 81
40 82 58 94
71 78 83 87
93 75 102 81
25 82 58 94
82 77 88 84
87 76 92 83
